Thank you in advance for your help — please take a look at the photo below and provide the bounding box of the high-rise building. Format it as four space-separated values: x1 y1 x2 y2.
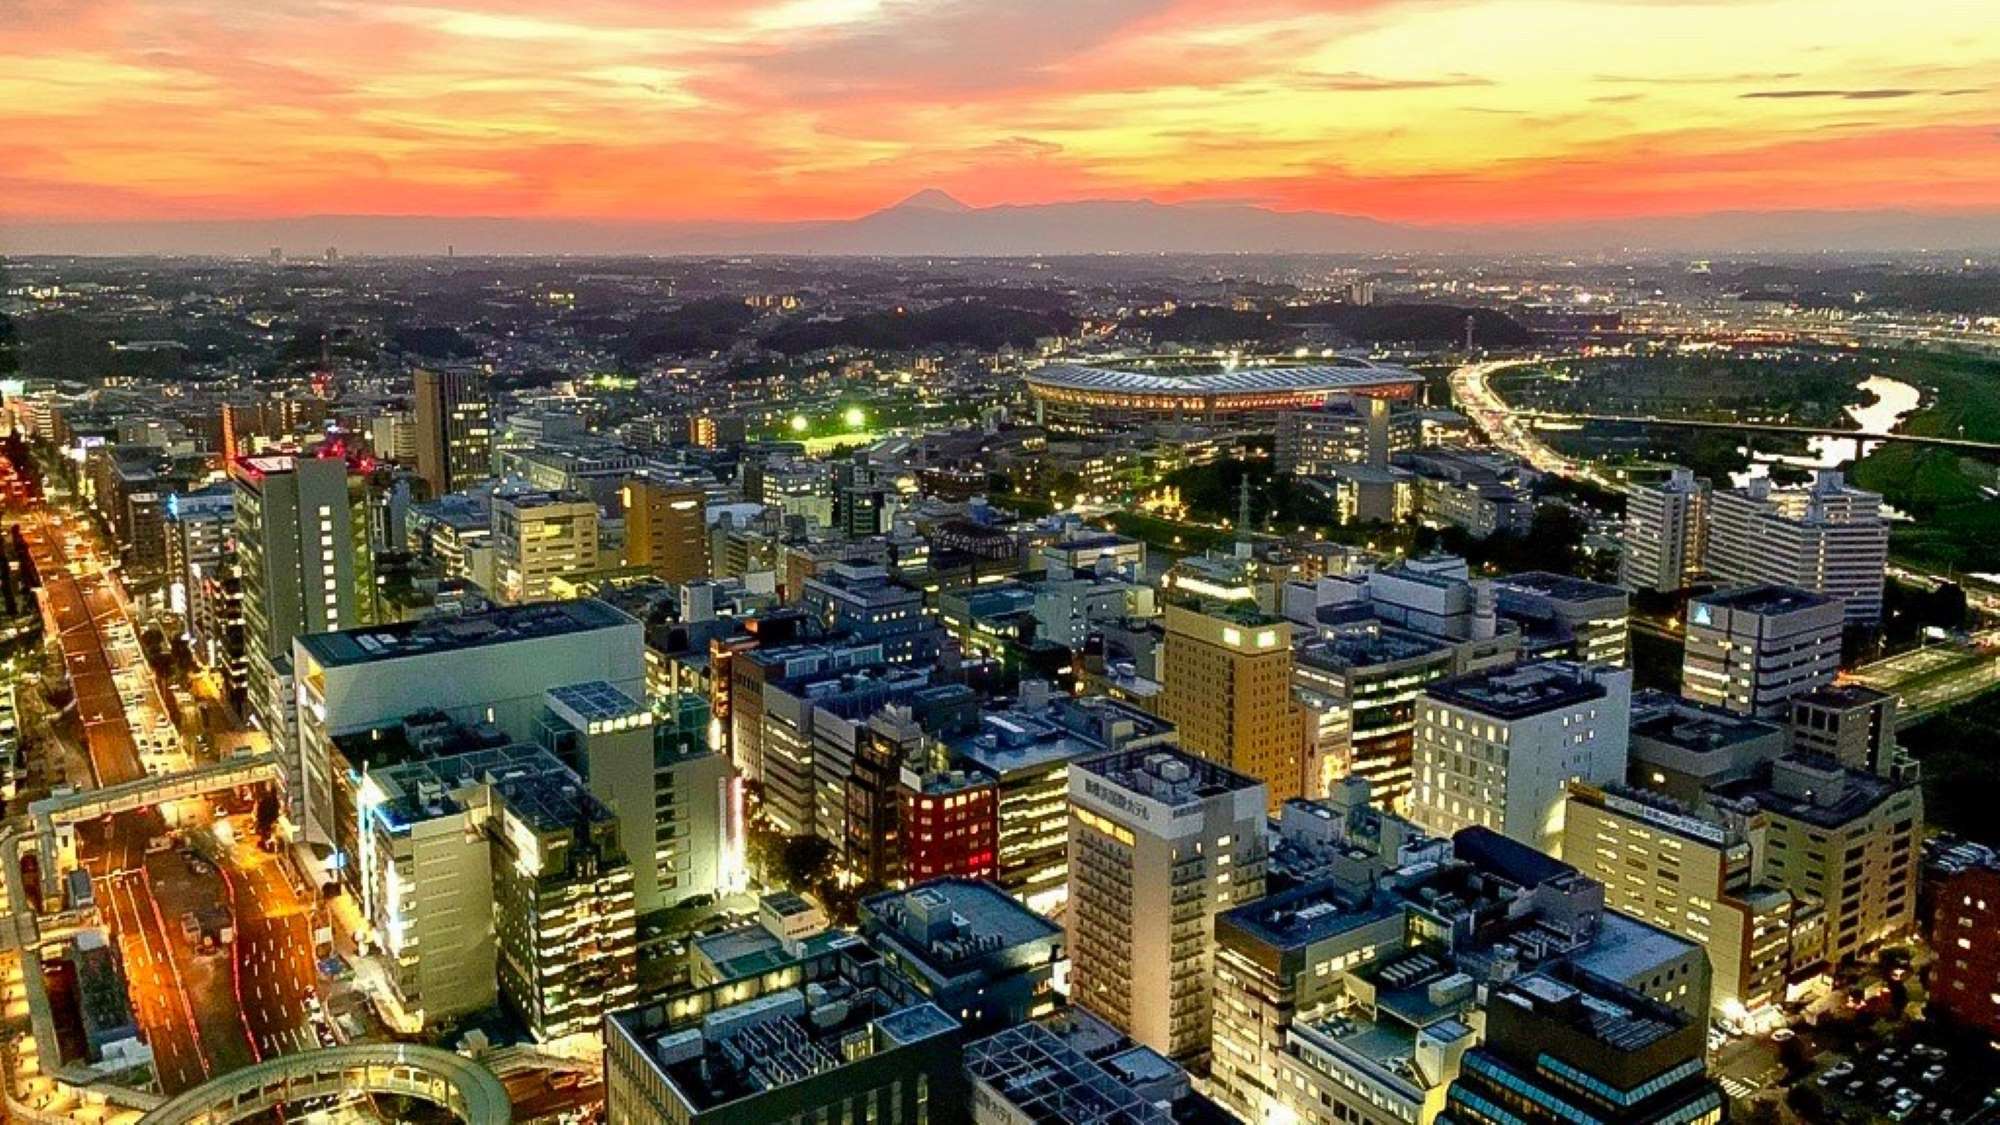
369 409 419 464
164 487 246 715
1619 467 1710 594
539 684 744 917
1159 601 1300 811
1275 394 1420 475
1705 470 1889 624
491 485 600 604
293 598 644 857
1681 585 1842 717
798 562 942 665
1491 571 1630 668
1067 747 1268 1065
1410 661 1632 856
857 878 1064 1035
622 475 710 583
949 690 1176 914
233 452 376 821
355 743 636 1041
1565 782 1801 1029
1438 967 1726 1125
411 367 492 497
1210 878 1407 1122
1294 625 1457 812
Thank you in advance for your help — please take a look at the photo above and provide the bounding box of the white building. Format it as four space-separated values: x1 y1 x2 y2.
1067 747 1267 1065
1410 661 1633 857
291 598 645 849
1705 470 1888 624
1681 585 1842 717
1619 467 1709 594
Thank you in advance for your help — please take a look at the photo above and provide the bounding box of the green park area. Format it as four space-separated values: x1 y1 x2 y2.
1848 350 2000 573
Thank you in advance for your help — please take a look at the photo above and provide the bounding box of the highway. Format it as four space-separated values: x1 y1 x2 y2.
7 470 324 1098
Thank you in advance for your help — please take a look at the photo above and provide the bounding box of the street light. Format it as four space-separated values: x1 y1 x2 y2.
844 406 866 429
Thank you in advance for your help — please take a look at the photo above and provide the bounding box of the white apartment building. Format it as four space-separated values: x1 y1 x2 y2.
1705 470 1889 624
1619 467 1709 594
491 484 599 604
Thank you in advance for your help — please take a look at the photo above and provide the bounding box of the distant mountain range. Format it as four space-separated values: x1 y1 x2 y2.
7 190 2000 257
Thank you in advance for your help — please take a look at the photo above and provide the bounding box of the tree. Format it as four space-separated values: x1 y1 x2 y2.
777 835 836 891
1786 1083 1832 1124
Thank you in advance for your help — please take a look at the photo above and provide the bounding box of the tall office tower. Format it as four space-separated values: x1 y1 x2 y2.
164 487 247 715
1681 585 1842 717
1294 625 1455 812
1619 467 1710 594
411 367 492 498
622 475 710 583
1787 684 1900 776
540 685 744 916
1409 661 1632 856
1705 470 1889 624
491 486 599 604
1159 601 1301 811
1439 968 1725 1125
1068 747 1268 1065
1565 783 1800 1029
293 598 645 857
233 452 375 820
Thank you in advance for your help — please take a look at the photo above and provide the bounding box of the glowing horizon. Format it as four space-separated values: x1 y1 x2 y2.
4 0 1998 226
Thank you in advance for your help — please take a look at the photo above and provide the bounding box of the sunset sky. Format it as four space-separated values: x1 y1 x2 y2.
6 0 1998 225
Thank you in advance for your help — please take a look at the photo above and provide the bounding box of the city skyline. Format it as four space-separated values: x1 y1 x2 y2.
5 0 2000 233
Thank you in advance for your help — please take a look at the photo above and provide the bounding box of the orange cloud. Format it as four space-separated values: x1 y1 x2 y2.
0 0 1994 224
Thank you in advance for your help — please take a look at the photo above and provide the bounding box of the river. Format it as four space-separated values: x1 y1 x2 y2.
1730 374 1922 487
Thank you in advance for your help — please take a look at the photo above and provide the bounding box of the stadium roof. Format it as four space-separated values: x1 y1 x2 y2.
1026 359 1422 396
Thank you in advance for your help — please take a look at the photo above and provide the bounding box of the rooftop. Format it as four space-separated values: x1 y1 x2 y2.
1298 623 1453 671
1694 584 1837 617
1493 969 1684 1053
298 598 635 669
1494 571 1627 604
1220 878 1400 950
965 1022 1180 1125
1076 747 1263 806
623 986 959 1114
545 680 649 727
1710 754 1911 829
860 879 1061 979
1629 690 1781 754
1570 911 1702 989
1424 661 1609 720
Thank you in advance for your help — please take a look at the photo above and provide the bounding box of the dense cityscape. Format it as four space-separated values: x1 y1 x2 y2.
0 244 1992 1125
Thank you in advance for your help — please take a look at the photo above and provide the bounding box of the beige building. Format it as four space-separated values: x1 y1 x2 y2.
1565 783 1800 1028
1159 601 1301 810
492 486 600 604
622 475 710 584
1068 747 1267 1065
1713 755 1921 966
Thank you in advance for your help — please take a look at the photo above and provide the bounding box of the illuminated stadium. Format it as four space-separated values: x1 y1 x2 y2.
1024 355 1424 433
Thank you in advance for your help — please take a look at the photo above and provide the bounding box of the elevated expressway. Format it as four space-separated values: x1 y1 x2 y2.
136 1043 512 1125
